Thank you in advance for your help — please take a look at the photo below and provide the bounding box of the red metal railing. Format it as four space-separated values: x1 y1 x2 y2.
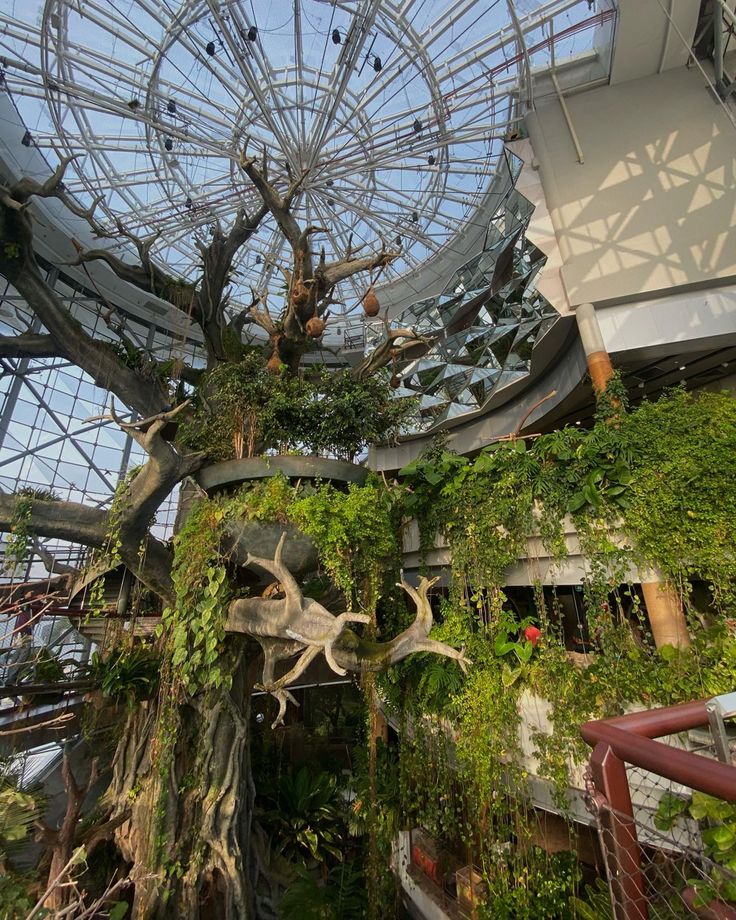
581 701 736 920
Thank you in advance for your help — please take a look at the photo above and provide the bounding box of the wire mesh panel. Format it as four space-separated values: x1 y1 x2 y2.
583 704 736 920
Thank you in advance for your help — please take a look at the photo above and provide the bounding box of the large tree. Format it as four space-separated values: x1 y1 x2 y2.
0 155 463 918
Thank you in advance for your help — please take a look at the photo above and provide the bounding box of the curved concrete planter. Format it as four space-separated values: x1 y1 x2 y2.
193 456 368 581
196 455 368 494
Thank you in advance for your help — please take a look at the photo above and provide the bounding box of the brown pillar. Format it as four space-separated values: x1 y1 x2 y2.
575 302 615 394
639 568 691 649
370 707 389 744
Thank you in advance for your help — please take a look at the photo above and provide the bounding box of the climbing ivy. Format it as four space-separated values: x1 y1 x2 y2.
3 487 59 572
389 386 736 913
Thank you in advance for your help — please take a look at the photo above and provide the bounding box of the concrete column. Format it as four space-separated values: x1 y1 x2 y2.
639 567 691 649
575 302 615 393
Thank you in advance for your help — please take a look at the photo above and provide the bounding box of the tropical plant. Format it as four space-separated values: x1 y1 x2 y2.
0 779 43 858
278 861 367 920
259 767 346 865
85 645 160 704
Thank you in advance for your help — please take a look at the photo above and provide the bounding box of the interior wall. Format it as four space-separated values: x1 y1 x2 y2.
526 65 736 307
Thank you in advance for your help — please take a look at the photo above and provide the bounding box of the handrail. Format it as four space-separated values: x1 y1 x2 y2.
581 698 736 920
581 700 736 802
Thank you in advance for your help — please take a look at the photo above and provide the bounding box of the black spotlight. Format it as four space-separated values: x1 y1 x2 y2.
411 211 419 222
413 118 422 133
21 130 32 147
167 99 177 114
255 254 262 264
332 29 341 44
395 235 402 246
205 40 216 56
164 137 174 151
185 197 193 209
427 154 436 165
247 25 257 41
373 55 382 73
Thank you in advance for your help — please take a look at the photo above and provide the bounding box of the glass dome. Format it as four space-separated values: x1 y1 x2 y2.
0 0 611 328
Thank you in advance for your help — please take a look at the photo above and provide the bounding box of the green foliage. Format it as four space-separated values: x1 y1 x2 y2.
477 848 581 920
348 740 402 842
3 486 59 572
570 877 613 920
655 790 736 903
620 388 736 611
403 388 736 619
390 387 736 914
109 339 146 370
0 870 44 918
259 766 345 865
83 467 144 618
0 780 43 856
290 476 400 608
86 645 160 703
176 356 414 462
176 353 307 462
305 368 413 462
278 862 367 920
162 498 232 697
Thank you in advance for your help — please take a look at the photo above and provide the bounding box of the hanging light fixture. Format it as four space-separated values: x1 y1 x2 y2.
164 137 174 151
372 55 382 73
247 25 257 41
205 40 216 56
411 211 419 222
332 29 341 44
167 100 177 114
395 235 402 246
255 254 262 264
21 130 32 147
427 154 436 165
413 118 422 133
185 197 193 209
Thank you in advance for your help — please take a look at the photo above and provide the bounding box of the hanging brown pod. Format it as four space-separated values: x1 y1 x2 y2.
305 316 326 338
390 375 401 389
362 286 380 317
267 351 283 375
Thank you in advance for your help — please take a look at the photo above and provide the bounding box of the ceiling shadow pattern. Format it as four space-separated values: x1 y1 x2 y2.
367 148 560 433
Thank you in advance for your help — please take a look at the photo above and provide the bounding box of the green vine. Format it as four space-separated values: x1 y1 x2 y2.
3 487 59 573
389 386 736 913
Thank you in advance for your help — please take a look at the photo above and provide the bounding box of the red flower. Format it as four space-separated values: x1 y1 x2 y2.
524 625 541 647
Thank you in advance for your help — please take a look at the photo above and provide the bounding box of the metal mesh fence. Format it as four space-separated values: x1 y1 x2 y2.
584 719 736 920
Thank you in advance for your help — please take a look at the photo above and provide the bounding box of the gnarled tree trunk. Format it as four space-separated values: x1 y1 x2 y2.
105 639 254 919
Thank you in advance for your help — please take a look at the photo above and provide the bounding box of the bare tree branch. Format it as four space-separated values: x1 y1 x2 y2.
0 332 62 360
226 535 469 724
352 317 434 380
0 163 172 417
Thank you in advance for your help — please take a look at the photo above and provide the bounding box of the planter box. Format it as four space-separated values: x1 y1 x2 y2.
411 828 444 886
455 865 487 909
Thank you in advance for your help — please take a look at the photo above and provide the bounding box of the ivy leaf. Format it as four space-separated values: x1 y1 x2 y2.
702 824 736 852
654 791 689 831
567 492 587 513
